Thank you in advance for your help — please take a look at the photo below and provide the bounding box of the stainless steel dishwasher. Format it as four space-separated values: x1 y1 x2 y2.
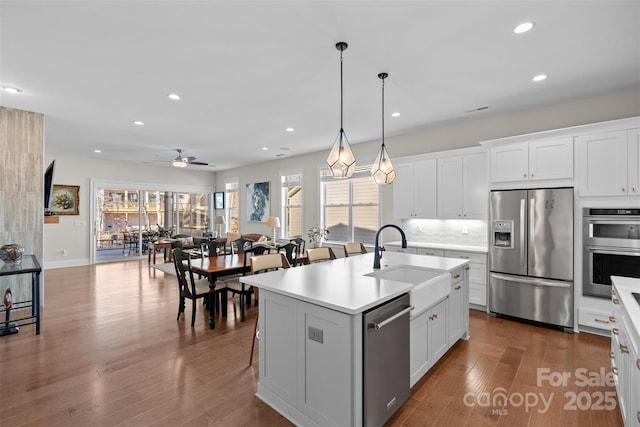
363 293 412 427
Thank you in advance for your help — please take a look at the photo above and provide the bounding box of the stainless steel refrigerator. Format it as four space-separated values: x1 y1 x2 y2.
489 188 574 330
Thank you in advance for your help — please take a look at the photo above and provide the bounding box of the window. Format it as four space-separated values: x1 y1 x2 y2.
225 179 239 233
321 164 380 244
280 171 303 238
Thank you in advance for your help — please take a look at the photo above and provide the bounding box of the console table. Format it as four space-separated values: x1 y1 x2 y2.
0 255 42 336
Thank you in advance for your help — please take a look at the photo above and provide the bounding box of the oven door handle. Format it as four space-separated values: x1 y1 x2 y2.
586 247 640 256
586 220 640 226
490 273 571 288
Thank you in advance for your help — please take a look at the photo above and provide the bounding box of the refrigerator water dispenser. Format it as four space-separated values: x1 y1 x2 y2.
492 221 514 248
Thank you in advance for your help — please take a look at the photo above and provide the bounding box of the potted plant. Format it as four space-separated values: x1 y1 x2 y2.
307 225 329 248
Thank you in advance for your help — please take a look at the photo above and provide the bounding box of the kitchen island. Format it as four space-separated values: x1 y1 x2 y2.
240 251 469 427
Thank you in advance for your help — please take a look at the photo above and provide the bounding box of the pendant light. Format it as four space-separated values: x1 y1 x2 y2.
371 72 396 184
326 41 356 178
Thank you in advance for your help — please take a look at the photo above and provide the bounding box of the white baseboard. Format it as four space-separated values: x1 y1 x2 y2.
45 258 90 270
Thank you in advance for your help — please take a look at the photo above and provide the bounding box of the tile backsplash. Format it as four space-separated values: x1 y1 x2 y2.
400 219 488 247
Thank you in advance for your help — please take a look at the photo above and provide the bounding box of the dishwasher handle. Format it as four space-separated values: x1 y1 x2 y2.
370 305 414 331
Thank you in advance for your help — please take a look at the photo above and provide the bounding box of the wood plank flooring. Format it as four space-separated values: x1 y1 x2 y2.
0 260 622 426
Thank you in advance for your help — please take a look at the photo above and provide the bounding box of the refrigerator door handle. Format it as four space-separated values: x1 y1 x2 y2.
520 199 526 266
529 197 535 268
490 273 571 288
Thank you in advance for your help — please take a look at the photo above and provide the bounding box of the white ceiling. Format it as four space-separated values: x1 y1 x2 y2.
1 1 639 171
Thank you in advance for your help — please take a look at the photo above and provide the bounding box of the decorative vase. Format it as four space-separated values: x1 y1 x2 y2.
0 243 24 262
311 241 322 249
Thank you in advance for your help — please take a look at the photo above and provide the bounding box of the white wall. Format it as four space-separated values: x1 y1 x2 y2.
43 154 215 268
214 88 640 244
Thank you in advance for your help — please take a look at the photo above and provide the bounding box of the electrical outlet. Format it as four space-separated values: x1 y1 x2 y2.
461 225 469 235
308 326 323 344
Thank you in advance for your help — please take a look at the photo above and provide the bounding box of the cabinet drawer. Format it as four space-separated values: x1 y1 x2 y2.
444 250 486 264
386 246 417 254
469 283 486 306
416 248 445 257
468 263 487 285
578 308 614 331
450 267 464 285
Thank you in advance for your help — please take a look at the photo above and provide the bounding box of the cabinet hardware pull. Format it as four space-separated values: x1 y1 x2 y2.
453 274 461 279
609 316 616 323
609 351 615 358
523 173 527 177
610 289 616 295
434 314 438 319
612 367 618 375
465 266 470 270
613 299 620 305
595 318 610 324
454 285 461 290
613 328 619 335
637 410 640 423
531 172 534 177
428 315 433 320
636 359 640 370
620 344 629 354
622 187 625 192
632 187 636 192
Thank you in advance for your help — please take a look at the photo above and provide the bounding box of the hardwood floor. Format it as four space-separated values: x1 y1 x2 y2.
0 260 622 426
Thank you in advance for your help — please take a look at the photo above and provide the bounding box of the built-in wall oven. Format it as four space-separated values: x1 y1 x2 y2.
583 208 640 298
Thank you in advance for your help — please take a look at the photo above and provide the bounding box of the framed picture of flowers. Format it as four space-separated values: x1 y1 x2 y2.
50 185 80 215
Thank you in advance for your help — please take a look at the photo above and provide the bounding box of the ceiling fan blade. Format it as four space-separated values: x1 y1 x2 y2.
189 161 209 166
186 156 197 162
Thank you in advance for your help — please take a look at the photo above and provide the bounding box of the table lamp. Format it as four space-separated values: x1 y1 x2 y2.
214 215 226 238
267 216 280 243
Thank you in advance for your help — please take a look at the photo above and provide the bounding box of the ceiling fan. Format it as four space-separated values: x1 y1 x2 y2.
169 149 209 168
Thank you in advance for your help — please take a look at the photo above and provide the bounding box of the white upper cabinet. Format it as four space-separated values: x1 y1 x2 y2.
393 159 437 219
437 152 487 219
490 138 573 184
577 129 639 197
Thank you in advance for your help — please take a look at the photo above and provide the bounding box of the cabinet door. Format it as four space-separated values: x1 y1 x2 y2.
410 310 430 387
429 300 448 361
462 152 488 218
490 142 528 182
437 156 463 218
413 159 438 218
416 248 445 257
393 162 416 218
528 138 573 181
448 282 464 344
577 130 628 196
629 129 639 196
630 344 640 427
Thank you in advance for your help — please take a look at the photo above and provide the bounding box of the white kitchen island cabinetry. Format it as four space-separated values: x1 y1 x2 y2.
611 277 640 427
241 252 469 427
410 298 448 387
489 137 573 185
577 128 639 197
393 159 437 219
437 152 488 219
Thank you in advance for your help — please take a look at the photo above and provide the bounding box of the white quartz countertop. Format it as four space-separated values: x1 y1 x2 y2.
240 252 468 315
611 276 640 343
385 241 488 253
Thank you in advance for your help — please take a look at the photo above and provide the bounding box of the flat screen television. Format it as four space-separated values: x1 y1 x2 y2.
44 160 55 215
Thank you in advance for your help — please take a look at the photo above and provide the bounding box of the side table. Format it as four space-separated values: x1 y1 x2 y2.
1 255 42 336
148 241 174 264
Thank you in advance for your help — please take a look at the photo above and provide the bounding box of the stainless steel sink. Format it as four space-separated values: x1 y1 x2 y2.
366 265 450 315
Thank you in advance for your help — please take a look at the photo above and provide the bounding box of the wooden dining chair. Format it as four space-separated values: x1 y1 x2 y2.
343 242 367 257
231 238 252 255
249 253 291 366
279 242 298 267
306 247 337 263
173 248 216 327
220 246 261 321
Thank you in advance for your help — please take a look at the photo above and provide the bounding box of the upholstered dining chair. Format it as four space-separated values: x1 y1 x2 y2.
249 253 291 366
306 247 337 263
173 248 220 327
343 242 367 257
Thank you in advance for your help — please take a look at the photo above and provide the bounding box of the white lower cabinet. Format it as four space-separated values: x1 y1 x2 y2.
444 250 487 309
258 290 359 427
448 268 465 344
410 298 448 387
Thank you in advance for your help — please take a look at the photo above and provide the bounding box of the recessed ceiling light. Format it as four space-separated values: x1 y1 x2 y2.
133 120 145 126
167 93 180 100
532 74 548 82
285 127 294 132
2 86 22 94
94 149 102 153
262 147 269 151
391 112 400 117
276 154 286 157
514 22 535 34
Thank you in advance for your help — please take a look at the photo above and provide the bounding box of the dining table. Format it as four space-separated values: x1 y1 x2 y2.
189 253 249 328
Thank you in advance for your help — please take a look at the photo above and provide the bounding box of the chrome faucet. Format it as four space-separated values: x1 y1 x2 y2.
373 224 407 269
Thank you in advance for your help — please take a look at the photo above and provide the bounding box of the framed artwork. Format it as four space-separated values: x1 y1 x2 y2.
214 191 224 210
51 185 80 215
246 181 270 222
